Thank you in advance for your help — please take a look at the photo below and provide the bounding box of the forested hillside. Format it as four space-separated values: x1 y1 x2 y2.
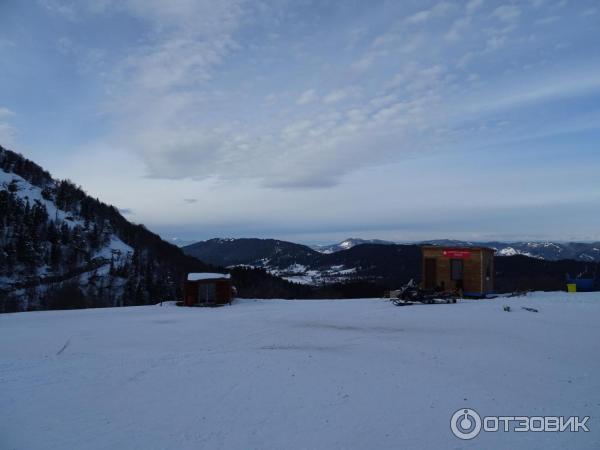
0 146 217 312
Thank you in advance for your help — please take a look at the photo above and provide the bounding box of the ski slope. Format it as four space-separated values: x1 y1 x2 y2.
1 293 599 449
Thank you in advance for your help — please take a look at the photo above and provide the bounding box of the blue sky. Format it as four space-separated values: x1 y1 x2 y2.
1 0 599 244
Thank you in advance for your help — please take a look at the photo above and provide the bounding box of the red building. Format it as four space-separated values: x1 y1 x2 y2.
183 273 233 306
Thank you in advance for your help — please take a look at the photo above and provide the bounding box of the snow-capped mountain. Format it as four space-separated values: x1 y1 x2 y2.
169 237 200 248
183 238 319 269
313 238 600 262
424 240 600 262
312 238 396 254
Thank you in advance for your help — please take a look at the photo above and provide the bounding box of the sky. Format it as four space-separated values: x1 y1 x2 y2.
1 0 599 244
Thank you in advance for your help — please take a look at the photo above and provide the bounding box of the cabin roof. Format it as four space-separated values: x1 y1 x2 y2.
187 273 231 281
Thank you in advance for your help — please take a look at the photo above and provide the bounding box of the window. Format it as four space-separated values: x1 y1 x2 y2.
450 259 463 281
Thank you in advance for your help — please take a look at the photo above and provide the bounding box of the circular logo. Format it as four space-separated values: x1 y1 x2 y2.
450 408 482 440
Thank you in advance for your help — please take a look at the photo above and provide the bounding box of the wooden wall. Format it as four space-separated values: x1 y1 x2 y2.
183 279 232 305
421 247 495 294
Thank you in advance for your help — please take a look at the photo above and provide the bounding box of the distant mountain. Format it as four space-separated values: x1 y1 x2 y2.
183 238 320 268
313 244 421 283
169 237 200 248
182 238 420 285
424 240 600 262
312 238 396 254
311 238 600 262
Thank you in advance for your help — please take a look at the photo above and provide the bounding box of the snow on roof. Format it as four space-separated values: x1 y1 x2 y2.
187 273 231 281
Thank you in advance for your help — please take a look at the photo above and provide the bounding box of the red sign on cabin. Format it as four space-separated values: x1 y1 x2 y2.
443 250 472 259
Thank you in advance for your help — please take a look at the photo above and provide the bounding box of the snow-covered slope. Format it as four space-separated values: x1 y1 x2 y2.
1 146 214 311
1 167 133 306
1 292 598 450
0 169 133 254
1 169 77 228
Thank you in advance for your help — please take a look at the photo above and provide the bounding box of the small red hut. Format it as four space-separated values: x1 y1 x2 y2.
183 273 233 306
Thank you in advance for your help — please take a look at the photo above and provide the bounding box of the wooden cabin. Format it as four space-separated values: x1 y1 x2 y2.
183 273 233 306
421 246 495 296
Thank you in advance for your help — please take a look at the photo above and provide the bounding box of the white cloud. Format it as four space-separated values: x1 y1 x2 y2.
466 0 484 14
38 0 78 21
37 0 600 195
19 0 600 241
465 68 600 114
492 4 521 22
351 54 375 73
0 39 16 49
445 17 471 41
78 0 251 180
486 34 506 51
0 107 15 119
297 89 317 105
322 89 348 104
535 16 559 25
405 2 453 24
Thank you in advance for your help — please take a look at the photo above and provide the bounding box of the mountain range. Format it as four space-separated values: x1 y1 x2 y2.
182 237 600 290
310 238 600 262
423 239 600 262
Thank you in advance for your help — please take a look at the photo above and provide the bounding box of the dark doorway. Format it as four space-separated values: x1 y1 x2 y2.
450 259 464 281
450 259 464 290
424 258 437 289
199 283 216 304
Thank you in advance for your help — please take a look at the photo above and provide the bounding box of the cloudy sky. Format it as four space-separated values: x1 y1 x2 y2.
1 0 599 244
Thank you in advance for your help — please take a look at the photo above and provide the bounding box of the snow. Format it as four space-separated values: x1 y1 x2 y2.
187 272 231 281
272 264 358 285
0 168 84 229
498 246 518 256
340 240 353 249
281 271 322 284
283 263 308 273
1 168 134 296
94 235 133 260
269 264 309 278
1 292 599 450
497 246 538 258
1 167 133 262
